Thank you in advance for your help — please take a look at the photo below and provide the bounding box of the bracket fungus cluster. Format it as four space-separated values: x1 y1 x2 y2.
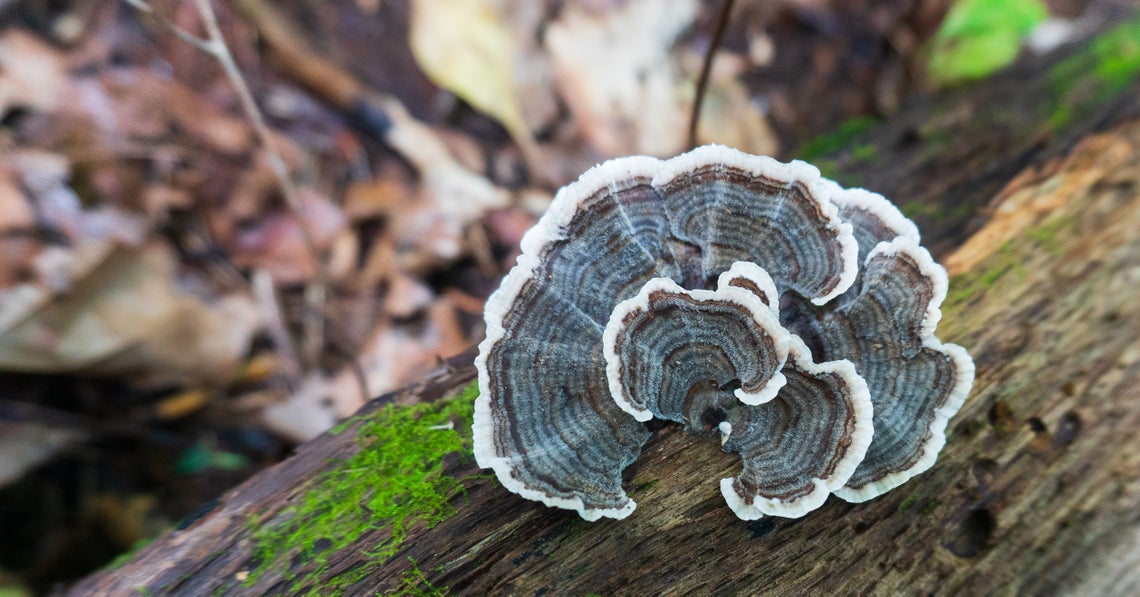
474 145 975 521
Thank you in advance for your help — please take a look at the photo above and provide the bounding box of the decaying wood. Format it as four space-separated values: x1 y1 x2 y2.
71 23 1140 596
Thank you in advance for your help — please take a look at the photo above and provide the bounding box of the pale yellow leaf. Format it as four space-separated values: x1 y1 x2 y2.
409 0 539 170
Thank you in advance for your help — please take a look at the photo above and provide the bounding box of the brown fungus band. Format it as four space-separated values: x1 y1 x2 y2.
474 146 974 521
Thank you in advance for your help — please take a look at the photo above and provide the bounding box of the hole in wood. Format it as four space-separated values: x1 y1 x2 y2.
943 508 995 558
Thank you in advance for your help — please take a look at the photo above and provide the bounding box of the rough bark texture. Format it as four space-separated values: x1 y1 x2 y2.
71 21 1140 596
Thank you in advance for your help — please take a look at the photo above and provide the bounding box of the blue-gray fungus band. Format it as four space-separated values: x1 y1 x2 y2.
474 145 975 521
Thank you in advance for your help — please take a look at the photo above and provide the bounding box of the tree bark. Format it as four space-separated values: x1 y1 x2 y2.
70 19 1140 596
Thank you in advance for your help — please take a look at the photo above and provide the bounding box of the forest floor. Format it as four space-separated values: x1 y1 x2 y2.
0 0 1124 592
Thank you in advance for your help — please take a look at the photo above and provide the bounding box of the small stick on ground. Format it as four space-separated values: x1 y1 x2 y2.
122 0 329 367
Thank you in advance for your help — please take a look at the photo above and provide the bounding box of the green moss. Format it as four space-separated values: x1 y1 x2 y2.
395 558 448 596
1047 17 1140 130
850 143 877 163
1024 214 1074 255
899 493 918 513
1091 23 1140 88
246 380 481 594
945 215 1076 312
899 200 972 224
944 241 1025 311
921 499 941 515
795 117 880 163
633 478 661 493
102 535 160 572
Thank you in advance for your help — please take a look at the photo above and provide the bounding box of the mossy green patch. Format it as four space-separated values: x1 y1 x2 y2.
103 535 160 572
850 143 877 163
633 478 660 493
899 200 972 224
899 493 918 513
246 380 481 594
942 215 1075 335
1024 214 1074 255
944 241 1025 314
395 558 448 596
795 116 879 163
1047 17 1140 131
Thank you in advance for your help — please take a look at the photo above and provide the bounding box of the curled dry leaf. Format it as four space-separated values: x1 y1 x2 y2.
0 151 257 387
0 168 34 231
99 69 255 155
0 166 38 287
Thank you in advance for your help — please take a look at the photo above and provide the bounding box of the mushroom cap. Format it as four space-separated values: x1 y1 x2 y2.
475 145 973 520
783 235 975 501
720 335 873 519
603 274 791 422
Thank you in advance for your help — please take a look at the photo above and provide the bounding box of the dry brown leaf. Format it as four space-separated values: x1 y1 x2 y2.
386 270 435 318
139 184 194 218
259 372 341 443
378 97 511 270
484 206 537 250
0 30 68 115
0 167 38 287
0 242 259 387
229 188 347 284
326 228 359 283
6 150 148 248
500 0 560 139
342 175 414 221
545 0 698 157
0 236 40 288
96 69 254 155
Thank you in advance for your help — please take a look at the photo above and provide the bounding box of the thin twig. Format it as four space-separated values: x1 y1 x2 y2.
687 0 737 149
122 0 212 52
123 0 328 366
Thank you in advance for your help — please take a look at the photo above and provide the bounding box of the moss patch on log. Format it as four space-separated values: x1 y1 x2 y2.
245 381 480 594
795 116 879 163
940 211 1078 345
794 115 880 186
1047 16 1140 131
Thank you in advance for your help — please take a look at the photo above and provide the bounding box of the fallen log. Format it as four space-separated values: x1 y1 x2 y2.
71 16 1140 596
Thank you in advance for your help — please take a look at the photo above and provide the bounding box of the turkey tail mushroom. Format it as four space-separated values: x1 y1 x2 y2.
474 145 974 520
